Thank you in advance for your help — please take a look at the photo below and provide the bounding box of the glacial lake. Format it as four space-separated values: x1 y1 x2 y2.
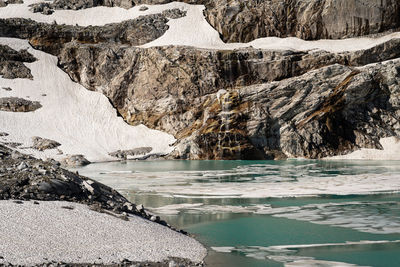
73 160 400 267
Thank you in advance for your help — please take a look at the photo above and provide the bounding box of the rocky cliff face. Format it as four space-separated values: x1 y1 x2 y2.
203 0 400 42
1 0 399 160
23 0 400 41
50 38 400 159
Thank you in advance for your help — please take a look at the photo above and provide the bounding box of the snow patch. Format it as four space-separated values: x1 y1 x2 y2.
0 38 175 162
0 0 188 26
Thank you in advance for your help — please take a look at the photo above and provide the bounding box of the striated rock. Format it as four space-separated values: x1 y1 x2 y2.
53 38 400 133
0 97 42 112
60 154 90 166
31 136 61 151
202 0 400 42
172 60 400 159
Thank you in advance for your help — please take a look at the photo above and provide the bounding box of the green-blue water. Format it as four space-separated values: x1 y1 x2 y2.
74 160 400 266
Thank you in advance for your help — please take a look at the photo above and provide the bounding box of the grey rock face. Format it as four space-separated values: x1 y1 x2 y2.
31 136 61 151
169 60 400 159
0 44 36 79
0 97 42 112
0 10 185 54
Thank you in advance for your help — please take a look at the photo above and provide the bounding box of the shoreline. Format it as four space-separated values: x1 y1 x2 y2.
0 144 207 266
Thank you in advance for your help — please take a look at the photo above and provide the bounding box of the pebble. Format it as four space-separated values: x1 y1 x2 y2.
17 162 28 170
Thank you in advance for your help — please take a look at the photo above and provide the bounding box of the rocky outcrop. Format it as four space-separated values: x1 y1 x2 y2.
60 154 90 166
0 44 36 79
49 38 400 159
31 136 61 151
0 9 186 54
201 0 400 42
109 147 153 159
1 0 399 160
0 97 42 112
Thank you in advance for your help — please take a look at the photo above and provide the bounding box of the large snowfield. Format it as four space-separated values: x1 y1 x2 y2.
1 0 400 160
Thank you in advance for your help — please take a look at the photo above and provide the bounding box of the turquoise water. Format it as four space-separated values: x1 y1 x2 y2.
74 160 400 266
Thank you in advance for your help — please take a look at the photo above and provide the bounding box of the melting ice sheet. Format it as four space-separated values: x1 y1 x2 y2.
77 160 400 198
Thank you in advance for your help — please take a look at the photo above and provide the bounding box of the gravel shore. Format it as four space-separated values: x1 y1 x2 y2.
0 144 207 266
0 200 207 266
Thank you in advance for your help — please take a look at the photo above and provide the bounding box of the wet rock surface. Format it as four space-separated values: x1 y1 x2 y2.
0 44 36 79
0 97 42 112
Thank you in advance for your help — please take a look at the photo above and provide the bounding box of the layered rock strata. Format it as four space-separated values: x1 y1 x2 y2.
202 0 400 42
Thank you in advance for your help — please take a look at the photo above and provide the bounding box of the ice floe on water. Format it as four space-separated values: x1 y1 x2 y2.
92 170 400 198
257 201 400 234
212 240 400 267
149 200 400 234
79 161 400 198
0 38 175 161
